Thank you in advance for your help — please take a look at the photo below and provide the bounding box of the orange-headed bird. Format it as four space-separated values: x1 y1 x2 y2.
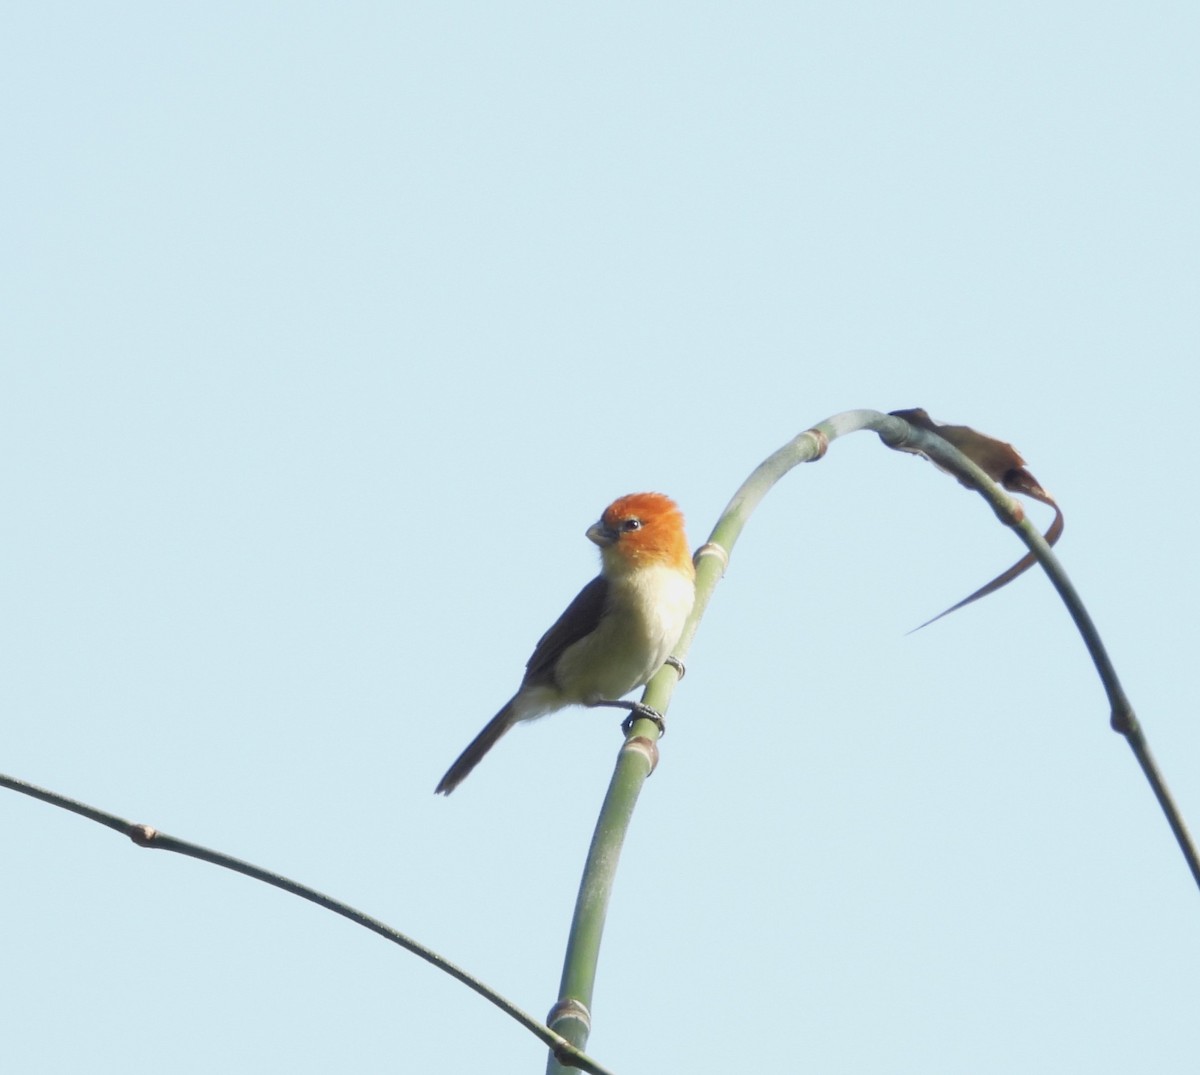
435 492 695 794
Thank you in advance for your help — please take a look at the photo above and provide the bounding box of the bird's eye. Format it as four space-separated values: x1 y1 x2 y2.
621 518 642 532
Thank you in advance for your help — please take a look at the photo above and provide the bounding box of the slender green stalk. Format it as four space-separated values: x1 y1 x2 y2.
0 771 615 1075
543 730 658 1070
545 417 858 1072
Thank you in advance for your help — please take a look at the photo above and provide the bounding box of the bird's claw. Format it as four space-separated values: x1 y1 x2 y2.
664 655 686 680
621 703 666 737
584 697 666 736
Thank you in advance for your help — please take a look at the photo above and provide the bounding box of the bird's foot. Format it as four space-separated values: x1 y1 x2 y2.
664 655 686 680
620 702 666 737
586 699 666 736
588 700 672 734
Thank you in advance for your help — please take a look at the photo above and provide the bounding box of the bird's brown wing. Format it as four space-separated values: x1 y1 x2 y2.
522 575 609 687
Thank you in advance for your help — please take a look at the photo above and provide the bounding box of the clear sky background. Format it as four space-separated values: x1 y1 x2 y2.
4 4 1198 1073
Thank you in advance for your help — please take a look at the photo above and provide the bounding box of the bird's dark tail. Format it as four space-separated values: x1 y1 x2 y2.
435 704 515 795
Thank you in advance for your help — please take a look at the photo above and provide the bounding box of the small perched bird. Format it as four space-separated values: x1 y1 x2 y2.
435 492 695 795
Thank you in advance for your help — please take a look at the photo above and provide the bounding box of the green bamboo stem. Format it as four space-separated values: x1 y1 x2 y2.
543 729 659 1069
545 415 860 1072
548 406 1198 1072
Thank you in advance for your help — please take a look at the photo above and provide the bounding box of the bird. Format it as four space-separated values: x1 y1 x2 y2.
435 492 695 795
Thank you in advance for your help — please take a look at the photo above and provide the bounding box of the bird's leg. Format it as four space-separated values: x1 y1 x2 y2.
664 655 686 680
586 699 667 737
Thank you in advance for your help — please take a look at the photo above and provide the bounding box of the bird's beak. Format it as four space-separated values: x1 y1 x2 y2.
586 521 618 547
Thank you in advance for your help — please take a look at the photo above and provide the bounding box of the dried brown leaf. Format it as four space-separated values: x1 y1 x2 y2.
889 407 1064 628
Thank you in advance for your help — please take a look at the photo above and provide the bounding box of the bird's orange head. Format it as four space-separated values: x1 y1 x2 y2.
586 492 693 574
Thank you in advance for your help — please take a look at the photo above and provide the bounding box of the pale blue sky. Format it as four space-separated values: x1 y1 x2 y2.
4 4 1198 1072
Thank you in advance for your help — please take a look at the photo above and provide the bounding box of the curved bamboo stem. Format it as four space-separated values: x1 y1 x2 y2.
548 407 1198 1072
